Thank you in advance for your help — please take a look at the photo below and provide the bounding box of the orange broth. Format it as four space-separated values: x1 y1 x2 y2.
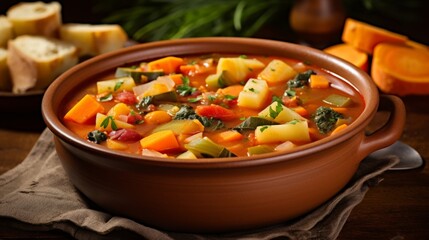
62 54 364 158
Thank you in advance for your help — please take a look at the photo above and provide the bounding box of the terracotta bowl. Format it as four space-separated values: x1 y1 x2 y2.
42 37 405 233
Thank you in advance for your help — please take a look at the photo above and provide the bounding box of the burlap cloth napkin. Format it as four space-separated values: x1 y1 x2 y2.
0 128 399 240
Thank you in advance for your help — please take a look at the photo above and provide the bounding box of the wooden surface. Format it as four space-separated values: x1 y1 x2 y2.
0 95 428 239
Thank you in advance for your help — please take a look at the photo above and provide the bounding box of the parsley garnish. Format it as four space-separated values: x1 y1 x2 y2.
176 76 197 96
269 102 283 119
248 87 257 93
100 116 118 130
289 119 299 125
272 95 282 104
114 80 124 91
188 96 203 103
260 126 269 132
99 93 113 102
224 95 237 101
284 89 296 97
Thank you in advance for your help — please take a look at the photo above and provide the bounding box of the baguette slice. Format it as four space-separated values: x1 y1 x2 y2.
0 48 12 91
0 16 14 48
60 23 128 57
6 1 62 38
7 35 78 93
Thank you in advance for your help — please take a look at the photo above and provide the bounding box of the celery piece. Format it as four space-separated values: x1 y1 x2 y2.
247 145 274 156
115 67 164 83
232 116 277 131
151 120 203 135
323 94 352 107
185 137 235 158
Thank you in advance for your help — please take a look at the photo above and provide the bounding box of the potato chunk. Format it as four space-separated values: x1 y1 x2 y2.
258 59 296 84
237 78 269 109
258 101 306 123
97 77 136 94
255 120 310 144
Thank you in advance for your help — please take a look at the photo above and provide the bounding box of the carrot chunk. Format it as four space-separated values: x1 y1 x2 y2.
140 130 180 152
324 43 368 71
212 130 243 143
147 56 184 74
331 124 348 135
64 94 105 124
309 75 330 89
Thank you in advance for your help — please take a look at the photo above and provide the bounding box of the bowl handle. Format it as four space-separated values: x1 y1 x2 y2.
359 94 406 157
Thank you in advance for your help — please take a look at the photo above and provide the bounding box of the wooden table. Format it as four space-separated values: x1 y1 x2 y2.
0 94 428 239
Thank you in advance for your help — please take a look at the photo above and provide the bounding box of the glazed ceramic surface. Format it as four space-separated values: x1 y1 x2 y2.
42 37 405 233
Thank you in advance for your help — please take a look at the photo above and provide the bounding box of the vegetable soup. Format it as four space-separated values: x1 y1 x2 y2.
62 54 364 158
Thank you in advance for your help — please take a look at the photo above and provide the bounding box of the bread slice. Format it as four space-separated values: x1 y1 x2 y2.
7 35 78 93
60 23 128 57
0 48 12 91
0 16 14 48
6 1 62 38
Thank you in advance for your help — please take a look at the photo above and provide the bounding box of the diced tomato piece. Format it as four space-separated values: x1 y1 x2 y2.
115 91 137 105
126 113 144 124
195 104 237 121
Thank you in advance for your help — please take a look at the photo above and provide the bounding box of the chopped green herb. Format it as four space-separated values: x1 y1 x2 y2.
99 93 113 102
260 126 269 132
224 95 237 101
100 116 118 130
288 70 315 88
269 102 283 119
207 95 217 102
284 89 296 97
239 55 248 59
271 95 282 104
114 80 124 91
136 96 153 113
188 96 203 103
289 119 299 125
176 76 197 96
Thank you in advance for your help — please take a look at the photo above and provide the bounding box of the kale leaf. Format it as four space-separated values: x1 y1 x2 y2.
174 105 225 131
287 70 315 89
313 106 344 134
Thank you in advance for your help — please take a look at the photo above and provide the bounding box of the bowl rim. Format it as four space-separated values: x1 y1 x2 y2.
42 37 379 168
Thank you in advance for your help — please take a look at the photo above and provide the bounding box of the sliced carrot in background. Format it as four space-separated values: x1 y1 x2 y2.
371 42 429 96
341 18 408 54
324 43 368 71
